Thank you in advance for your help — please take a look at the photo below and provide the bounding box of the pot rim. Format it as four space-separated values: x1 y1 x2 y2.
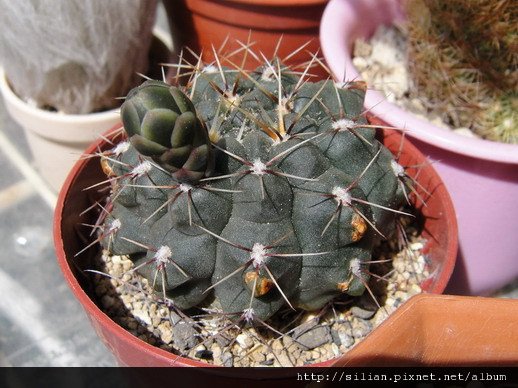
320 0 518 164
54 124 457 367
0 67 119 124
0 28 172 142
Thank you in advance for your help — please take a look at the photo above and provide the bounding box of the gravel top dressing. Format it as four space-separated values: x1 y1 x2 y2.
91 215 430 367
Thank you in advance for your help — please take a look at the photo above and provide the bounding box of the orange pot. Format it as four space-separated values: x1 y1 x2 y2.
163 0 328 76
53 123 458 367
333 294 518 366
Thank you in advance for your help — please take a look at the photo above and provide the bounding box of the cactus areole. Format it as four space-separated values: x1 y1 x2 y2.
100 60 409 321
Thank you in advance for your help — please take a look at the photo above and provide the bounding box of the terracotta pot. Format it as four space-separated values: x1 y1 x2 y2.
54 122 457 367
0 31 172 193
320 0 518 295
333 294 518 366
163 0 328 76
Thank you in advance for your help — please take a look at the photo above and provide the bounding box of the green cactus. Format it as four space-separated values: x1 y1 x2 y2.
99 59 409 321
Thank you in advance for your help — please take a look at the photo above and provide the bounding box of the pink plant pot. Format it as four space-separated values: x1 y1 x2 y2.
320 0 518 295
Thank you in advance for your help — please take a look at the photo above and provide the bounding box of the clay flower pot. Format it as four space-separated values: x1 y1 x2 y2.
320 0 518 295
53 122 457 367
163 0 328 74
333 294 518 367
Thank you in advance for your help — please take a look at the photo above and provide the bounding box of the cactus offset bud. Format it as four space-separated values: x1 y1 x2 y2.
100 58 409 321
121 80 214 183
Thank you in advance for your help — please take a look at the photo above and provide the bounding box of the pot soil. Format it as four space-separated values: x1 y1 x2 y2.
54 124 457 367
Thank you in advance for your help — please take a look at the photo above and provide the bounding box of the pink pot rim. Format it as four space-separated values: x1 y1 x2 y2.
320 0 518 164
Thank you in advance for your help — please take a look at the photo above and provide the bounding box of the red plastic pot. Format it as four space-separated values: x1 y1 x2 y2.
163 0 328 76
333 294 518 366
54 122 457 367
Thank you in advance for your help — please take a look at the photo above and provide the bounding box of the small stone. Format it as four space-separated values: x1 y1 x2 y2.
338 331 355 348
410 284 422 295
295 325 331 350
292 319 318 338
211 343 221 357
238 355 250 367
195 349 213 360
318 346 328 359
301 313 319 324
220 351 233 367
133 309 152 326
331 329 341 346
271 340 284 351
410 98 426 112
353 39 372 58
352 56 368 70
215 332 232 348
138 334 149 342
430 116 450 129
261 358 274 366
350 306 376 320
171 319 198 351
121 273 132 282
282 336 294 348
288 346 302 362
277 350 293 367
251 351 265 364
351 320 372 338
236 333 253 349
311 350 321 360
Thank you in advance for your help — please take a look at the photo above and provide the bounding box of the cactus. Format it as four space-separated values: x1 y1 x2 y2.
98 56 410 322
405 0 517 144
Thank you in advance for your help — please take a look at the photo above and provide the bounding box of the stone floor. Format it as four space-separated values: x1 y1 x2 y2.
0 98 118 367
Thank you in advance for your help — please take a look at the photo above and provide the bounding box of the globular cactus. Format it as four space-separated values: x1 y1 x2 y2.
99 58 408 321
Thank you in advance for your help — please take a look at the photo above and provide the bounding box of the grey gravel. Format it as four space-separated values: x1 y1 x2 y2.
350 306 376 320
294 325 332 350
171 318 198 351
291 319 318 338
92 219 430 367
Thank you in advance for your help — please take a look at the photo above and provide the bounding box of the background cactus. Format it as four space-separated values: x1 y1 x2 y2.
405 0 517 144
98 57 409 321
